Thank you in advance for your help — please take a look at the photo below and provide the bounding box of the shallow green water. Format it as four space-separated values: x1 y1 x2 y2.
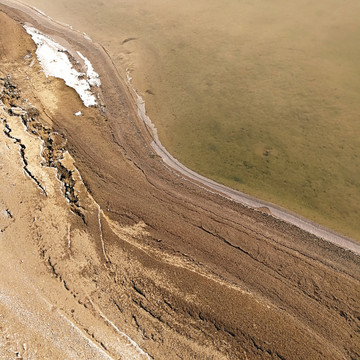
22 0 360 239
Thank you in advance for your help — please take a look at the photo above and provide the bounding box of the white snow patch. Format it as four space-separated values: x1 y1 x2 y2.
83 32 92 41
74 111 82 116
126 68 133 84
24 25 100 107
33 7 49 18
77 51 101 87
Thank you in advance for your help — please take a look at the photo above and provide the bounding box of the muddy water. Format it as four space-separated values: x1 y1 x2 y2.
21 0 360 239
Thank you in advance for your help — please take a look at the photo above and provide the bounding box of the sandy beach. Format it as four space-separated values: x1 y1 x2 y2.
0 1 359 359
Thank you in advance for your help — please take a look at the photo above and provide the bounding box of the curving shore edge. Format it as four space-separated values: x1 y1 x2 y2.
136 93 360 255
4 0 359 255
0 1 359 359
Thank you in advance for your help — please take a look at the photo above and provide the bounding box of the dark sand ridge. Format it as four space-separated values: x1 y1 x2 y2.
0 1 359 359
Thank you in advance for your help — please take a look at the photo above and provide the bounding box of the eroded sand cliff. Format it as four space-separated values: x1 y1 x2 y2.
0 4 359 359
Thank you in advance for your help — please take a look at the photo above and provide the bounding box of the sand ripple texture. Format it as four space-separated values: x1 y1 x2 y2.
0 2 359 359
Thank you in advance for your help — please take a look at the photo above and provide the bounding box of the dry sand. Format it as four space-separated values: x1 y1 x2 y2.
0 2 359 359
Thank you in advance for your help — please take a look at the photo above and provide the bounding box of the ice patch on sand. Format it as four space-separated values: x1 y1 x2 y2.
33 6 50 19
24 25 100 107
77 51 101 87
83 32 92 41
126 68 133 83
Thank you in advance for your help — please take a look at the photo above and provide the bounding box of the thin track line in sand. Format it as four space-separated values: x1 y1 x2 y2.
67 224 71 249
97 204 110 264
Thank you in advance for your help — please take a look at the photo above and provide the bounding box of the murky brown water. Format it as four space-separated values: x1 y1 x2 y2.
21 0 360 239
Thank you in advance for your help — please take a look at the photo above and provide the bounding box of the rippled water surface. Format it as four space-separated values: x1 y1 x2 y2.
22 0 360 239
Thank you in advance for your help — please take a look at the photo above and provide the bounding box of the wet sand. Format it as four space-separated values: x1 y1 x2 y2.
0 1 359 359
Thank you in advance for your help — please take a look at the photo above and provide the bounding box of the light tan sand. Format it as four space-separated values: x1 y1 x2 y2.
0 4 359 360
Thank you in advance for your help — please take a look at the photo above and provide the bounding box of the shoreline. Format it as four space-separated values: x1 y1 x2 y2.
5 0 359 255
134 84 360 253
124 41 360 254
1 2 359 359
